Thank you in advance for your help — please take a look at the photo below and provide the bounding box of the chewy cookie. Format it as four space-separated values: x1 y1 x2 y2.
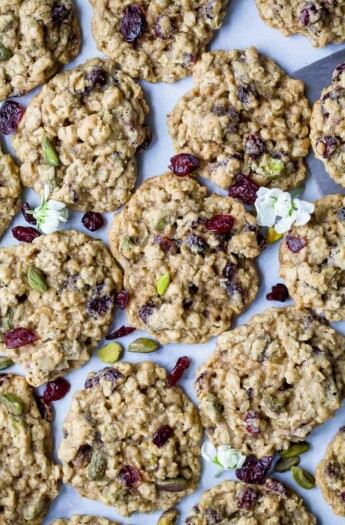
316 426 345 517
12 58 150 212
52 518 119 525
168 47 311 192
184 479 317 524
89 0 229 83
256 0 345 48
310 62 345 187
109 173 262 344
0 374 61 524
280 194 345 321
0 0 80 101
59 361 202 517
0 230 122 386
195 307 345 458
0 146 21 239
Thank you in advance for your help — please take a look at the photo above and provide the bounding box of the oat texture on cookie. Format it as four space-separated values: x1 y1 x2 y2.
168 47 311 192
109 173 262 344
195 307 345 458
12 58 150 212
59 361 202 517
0 230 123 386
0 0 81 101
0 374 61 525
51 517 120 525
0 146 21 239
89 0 230 83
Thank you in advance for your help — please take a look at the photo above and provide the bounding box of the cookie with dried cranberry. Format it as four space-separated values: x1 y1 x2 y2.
310 63 345 186
316 426 345 516
109 173 261 344
0 146 21 239
12 58 150 212
52 518 119 525
167 47 311 193
0 373 61 524
280 194 345 321
184 479 317 524
89 0 229 83
0 230 123 386
255 1 345 48
195 306 345 458
59 361 202 517
0 0 80 101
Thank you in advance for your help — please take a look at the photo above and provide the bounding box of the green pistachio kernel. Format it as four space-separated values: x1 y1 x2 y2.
156 477 188 492
157 509 179 525
128 338 159 353
264 158 285 177
1 311 14 332
156 217 169 231
0 44 12 61
274 456 300 473
0 357 14 370
263 394 285 414
27 266 48 293
291 466 315 490
157 272 170 296
42 137 59 167
88 448 107 480
0 394 24 415
280 442 310 458
121 234 135 253
97 342 122 363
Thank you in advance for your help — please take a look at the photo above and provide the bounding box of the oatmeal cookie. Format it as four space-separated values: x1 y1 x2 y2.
52 518 119 525
12 58 150 212
89 0 229 83
195 306 345 458
59 361 202 517
310 62 345 186
280 194 345 321
184 479 317 524
0 0 80 101
0 146 21 239
0 230 123 386
316 426 345 516
255 0 345 48
167 47 311 192
0 373 61 524
108 173 261 344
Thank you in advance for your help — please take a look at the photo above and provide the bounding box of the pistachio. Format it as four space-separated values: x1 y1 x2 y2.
157 509 179 525
88 448 107 480
0 44 12 61
280 442 310 458
263 394 285 414
122 235 135 254
264 158 285 177
1 310 14 332
274 456 300 473
156 477 188 492
27 266 48 293
42 137 59 167
202 394 223 421
156 217 169 231
97 342 122 363
128 338 159 353
0 356 14 370
291 466 315 490
0 394 24 415
267 227 283 244
157 273 170 296
10 415 27 435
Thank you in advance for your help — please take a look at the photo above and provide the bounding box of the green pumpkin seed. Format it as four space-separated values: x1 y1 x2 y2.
27 266 48 293
291 466 315 490
128 338 159 353
0 394 24 415
0 44 12 61
280 442 310 458
0 357 14 370
42 137 59 167
88 448 107 480
157 273 170 296
157 509 179 525
263 394 285 414
97 342 122 363
274 456 300 473
156 477 188 492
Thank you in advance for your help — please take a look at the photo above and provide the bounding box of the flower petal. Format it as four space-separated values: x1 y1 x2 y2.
217 445 246 469
201 441 217 463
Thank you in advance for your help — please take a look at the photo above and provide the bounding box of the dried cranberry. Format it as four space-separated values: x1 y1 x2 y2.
236 455 272 484
266 283 289 302
137 127 152 151
119 465 141 491
228 174 259 205
87 68 107 89
265 479 288 496
205 214 234 234
238 86 251 104
337 207 345 221
116 290 130 309
333 62 345 82
286 235 306 253
169 153 200 177
4 327 38 349
279 380 293 392
34 395 53 421
167 356 190 387
152 425 173 448
21 202 37 225
316 136 338 158
341 491 345 502
82 212 104 231
245 134 266 158
299 3 321 26
236 487 258 509
51 2 71 23
0 101 25 134
222 262 235 279
87 293 115 317
84 375 100 389
12 226 41 243
185 233 207 254
244 411 261 435
43 377 70 402
153 235 177 253
106 326 136 339
138 303 155 324
120 4 147 43
102 367 123 384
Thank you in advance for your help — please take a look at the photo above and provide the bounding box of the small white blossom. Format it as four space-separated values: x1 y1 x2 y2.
201 441 246 476
31 184 69 234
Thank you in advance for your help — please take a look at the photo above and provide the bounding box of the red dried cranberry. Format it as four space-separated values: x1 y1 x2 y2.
0 101 25 134
265 479 288 496
223 262 236 279
34 395 53 421
266 283 289 302
299 3 321 25
4 327 38 349
244 411 261 435
87 293 115 317
116 290 130 309
169 153 200 176
137 127 152 151
82 212 104 231
106 325 136 339
228 174 259 205
153 235 177 253
286 235 306 253
21 202 37 225
84 375 100 389
205 214 234 233
341 491 345 502
316 135 338 158
43 377 70 402
120 4 147 43
87 68 107 89
12 226 41 243
236 455 272 484
167 356 190 387
238 86 251 104
185 233 207 254
119 465 141 491
245 134 266 158
333 62 345 82
138 303 155 324
152 425 173 448
236 487 258 509
51 2 71 22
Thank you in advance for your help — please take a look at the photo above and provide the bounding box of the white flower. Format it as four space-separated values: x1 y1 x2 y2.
31 184 69 234
201 441 246 476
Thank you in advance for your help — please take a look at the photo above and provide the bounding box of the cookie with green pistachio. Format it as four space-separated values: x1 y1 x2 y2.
195 306 345 458
12 58 150 212
0 230 123 386
52 518 119 525
0 0 81 101
0 146 21 239
0 373 61 525
59 361 202 517
109 173 262 344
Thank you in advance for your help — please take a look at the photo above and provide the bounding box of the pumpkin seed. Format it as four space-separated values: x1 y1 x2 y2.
274 456 300 473
280 442 310 458
0 394 24 415
0 356 13 370
263 394 285 414
0 44 12 61
157 273 170 296
27 266 48 293
88 449 107 480
97 342 122 363
128 338 159 353
42 137 59 167
291 466 315 490
156 477 188 492
157 509 179 525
